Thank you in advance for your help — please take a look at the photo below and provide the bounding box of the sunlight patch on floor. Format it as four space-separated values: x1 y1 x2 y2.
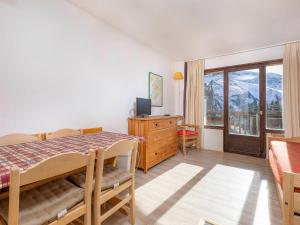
134 163 278 225
171 164 256 225
252 180 271 225
135 163 259 225
135 163 204 217
138 164 256 225
252 179 281 225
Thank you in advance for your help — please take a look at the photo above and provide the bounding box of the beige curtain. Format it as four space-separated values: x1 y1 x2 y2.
283 41 300 137
185 59 205 143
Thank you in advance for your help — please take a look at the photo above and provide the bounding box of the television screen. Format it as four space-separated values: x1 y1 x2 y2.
136 98 151 116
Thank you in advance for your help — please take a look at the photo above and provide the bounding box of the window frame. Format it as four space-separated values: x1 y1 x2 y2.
203 59 284 134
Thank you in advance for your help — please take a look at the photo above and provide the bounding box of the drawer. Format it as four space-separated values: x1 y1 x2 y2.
147 147 163 163
146 143 177 163
163 144 178 157
148 119 176 131
147 127 177 143
147 136 177 149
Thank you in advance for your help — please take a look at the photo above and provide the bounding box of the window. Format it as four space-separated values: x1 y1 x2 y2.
266 64 283 130
204 71 224 126
203 60 284 132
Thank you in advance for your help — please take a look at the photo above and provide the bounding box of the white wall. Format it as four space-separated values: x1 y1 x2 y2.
0 0 175 135
205 46 283 69
174 46 284 151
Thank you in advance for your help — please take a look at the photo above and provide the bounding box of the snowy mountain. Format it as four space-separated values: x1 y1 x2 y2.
266 72 283 110
205 71 283 112
204 74 223 112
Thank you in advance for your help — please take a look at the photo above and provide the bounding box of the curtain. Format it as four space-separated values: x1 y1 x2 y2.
184 59 205 145
283 41 300 137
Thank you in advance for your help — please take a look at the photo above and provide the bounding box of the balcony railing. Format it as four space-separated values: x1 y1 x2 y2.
205 111 283 131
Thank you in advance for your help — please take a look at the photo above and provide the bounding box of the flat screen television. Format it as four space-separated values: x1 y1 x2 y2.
136 98 151 117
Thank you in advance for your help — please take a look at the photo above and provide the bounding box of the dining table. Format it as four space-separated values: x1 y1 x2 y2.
0 131 141 192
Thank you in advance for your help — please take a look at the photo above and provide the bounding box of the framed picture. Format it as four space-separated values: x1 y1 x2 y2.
148 72 163 107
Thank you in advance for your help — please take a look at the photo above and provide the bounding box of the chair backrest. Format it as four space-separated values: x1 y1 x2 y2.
103 139 138 161
177 117 184 125
46 128 81 140
8 150 95 225
0 133 39 146
80 127 103 135
94 139 138 190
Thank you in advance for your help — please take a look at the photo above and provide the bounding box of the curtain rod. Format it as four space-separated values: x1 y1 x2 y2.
186 39 300 62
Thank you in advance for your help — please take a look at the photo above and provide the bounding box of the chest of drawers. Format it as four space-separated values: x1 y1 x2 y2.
128 116 180 173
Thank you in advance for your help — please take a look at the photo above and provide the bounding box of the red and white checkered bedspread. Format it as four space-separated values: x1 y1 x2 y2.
0 132 140 190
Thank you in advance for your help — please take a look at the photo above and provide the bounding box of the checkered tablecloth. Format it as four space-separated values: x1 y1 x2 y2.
0 131 140 190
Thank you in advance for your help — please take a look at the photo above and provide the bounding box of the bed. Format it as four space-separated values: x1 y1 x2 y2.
268 136 300 225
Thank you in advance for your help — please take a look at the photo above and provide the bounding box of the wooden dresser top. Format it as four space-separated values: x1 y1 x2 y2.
128 115 182 121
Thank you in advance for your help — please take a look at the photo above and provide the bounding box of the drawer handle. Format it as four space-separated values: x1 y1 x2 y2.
155 152 158 155
155 123 158 127
169 121 172 124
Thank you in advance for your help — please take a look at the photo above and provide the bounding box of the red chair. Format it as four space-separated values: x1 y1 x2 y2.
177 123 200 157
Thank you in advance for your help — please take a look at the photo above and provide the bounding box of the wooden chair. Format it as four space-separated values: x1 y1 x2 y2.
0 133 40 146
46 128 81 140
177 123 200 157
68 139 138 225
80 127 121 167
0 150 95 225
80 127 103 135
94 139 138 225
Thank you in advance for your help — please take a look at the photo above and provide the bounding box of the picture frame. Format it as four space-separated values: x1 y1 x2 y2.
148 72 163 107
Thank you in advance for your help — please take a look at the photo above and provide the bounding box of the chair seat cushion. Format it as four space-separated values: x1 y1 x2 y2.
0 179 84 225
177 130 198 136
68 165 132 191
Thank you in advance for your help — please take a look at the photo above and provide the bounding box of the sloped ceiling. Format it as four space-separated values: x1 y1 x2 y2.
69 0 300 60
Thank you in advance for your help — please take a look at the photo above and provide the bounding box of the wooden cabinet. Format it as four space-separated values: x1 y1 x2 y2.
128 116 180 173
